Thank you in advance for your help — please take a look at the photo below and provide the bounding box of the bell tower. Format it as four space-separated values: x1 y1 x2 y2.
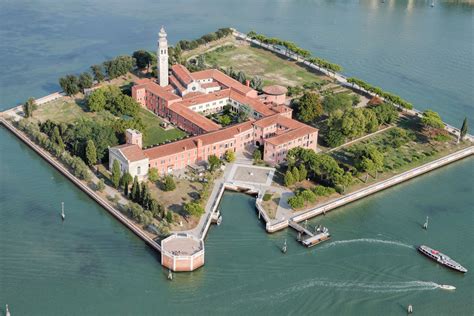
157 26 169 87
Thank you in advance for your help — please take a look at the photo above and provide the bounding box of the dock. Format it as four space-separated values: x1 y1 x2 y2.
289 220 331 247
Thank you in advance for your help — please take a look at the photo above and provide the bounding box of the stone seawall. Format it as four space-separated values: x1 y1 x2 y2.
0 117 162 253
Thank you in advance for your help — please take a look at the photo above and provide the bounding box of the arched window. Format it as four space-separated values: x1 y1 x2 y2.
137 166 141 175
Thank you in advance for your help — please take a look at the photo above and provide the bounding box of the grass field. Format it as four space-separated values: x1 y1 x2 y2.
137 108 187 147
33 96 187 147
201 40 331 87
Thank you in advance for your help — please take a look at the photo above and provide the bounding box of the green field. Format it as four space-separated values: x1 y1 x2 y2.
201 41 330 87
137 108 187 147
33 96 186 147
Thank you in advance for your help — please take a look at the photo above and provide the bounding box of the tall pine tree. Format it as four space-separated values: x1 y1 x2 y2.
460 117 468 141
111 160 121 188
85 140 97 166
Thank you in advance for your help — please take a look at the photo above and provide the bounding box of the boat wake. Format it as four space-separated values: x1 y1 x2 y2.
320 238 414 250
272 279 441 299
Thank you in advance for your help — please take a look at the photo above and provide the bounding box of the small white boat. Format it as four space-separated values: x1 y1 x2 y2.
168 269 173 281
6 304 10 316
439 284 456 291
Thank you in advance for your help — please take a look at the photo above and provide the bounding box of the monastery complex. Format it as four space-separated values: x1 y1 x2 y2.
109 27 318 179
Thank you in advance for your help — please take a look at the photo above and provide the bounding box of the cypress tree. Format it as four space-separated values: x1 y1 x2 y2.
460 117 468 140
298 164 307 182
284 170 295 187
85 139 97 166
111 160 121 188
130 176 139 201
292 166 300 183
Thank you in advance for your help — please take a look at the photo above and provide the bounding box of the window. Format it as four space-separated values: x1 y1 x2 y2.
137 166 141 175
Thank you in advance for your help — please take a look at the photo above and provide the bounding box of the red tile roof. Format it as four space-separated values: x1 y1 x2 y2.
144 121 254 160
167 102 221 132
171 64 193 85
229 89 275 116
201 81 221 89
178 89 231 108
114 144 148 162
262 85 288 95
264 126 318 146
135 81 181 101
253 113 304 129
169 74 186 92
191 69 254 96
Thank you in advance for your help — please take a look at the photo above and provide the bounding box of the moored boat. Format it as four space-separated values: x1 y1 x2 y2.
418 245 467 273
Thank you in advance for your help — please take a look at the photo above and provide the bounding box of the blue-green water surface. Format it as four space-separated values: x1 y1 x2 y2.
0 0 473 315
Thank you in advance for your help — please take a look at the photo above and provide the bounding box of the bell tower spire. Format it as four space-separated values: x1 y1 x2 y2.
157 26 169 87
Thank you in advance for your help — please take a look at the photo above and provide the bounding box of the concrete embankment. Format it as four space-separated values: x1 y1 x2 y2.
265 146 474 232
0 117 162 253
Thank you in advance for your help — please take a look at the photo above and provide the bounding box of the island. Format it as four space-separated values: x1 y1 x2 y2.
1 27 472 272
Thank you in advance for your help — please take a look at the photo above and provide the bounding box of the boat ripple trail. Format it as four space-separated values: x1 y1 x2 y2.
321 238 414 250
285 279 440 294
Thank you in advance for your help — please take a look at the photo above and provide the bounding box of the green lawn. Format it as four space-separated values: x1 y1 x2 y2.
34 96 187 148
137 108 187 147
202 41 330 87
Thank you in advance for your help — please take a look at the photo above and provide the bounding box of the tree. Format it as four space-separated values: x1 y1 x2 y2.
208 155 221 172
372 103 398 125
334 172 353 193
225 150 236 163
121 172 133 196
288 195 305 209
219 115 232 126
22 97 37 118
250 76 263 90
323 93 353 114
163 175 176 191
111 159 121 188
91 64 105 82
460 117 468 141
130 176 140 201
252 149 262 162
355 145 384 180
85 139 97 166
59 75 80 96
103 55 135 79
326 129 345 147
140 183 151 207
51 126 65 151
78 72 93 91
238 104 251 122
133 50 154 69
87 89 106 112
97 179 105 192
421 110 444 130
184 202 205 216
149 198 162 219
292 166 300 183
300 189 317 204
148 167 159 182
340 108 366 139
298 164 307 181
295 92 323 123
237 71 246 84
363 108 379 133
284 170 295 187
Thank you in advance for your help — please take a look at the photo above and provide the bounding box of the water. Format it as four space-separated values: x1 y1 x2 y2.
0 0 473 314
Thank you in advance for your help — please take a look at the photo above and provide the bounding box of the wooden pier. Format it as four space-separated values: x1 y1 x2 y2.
289 220 331 247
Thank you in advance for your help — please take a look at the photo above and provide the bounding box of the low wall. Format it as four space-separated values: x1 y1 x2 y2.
0 118 162 253
35 92 63 105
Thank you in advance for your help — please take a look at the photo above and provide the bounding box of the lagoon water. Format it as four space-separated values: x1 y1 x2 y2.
0 0 473 314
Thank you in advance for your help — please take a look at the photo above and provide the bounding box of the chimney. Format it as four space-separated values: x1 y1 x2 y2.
245 80 250 87
237 127 241 133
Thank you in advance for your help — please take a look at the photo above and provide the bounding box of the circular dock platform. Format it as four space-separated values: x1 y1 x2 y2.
161 233 205 271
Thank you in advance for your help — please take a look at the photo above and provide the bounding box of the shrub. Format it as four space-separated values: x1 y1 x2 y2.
148 167 159 182
184 202 205 216
263 193 272 201
300 189 317 204
162 175 176 191
312 185 336 197
166 211 173 223
288 195 305 209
